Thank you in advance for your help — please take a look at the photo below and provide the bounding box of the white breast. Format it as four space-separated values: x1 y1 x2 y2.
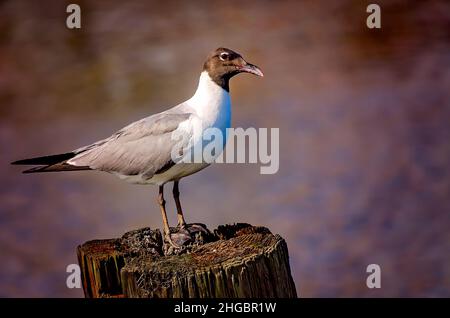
188 71 231 136
144 72 231 185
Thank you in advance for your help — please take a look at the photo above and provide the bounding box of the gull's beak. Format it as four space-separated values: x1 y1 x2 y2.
239 61 264 77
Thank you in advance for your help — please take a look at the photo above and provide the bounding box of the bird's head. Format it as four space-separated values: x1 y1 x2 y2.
203 47 263 91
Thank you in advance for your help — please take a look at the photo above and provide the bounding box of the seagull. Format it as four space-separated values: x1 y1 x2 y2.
11 47 263 249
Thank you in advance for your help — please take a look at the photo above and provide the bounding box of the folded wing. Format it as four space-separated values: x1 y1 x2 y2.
12 111 194 177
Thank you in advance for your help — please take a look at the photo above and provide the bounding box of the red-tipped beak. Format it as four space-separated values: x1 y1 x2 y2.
240 62 264 77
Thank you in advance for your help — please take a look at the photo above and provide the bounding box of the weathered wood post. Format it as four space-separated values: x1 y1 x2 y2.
77 223 297 298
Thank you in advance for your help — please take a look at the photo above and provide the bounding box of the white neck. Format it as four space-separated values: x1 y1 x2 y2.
188 71 231 119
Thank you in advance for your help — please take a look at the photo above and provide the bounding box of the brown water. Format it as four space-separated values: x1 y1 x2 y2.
1 0 449 297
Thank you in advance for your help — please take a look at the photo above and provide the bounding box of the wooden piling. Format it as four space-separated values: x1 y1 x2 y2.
77 223 297 298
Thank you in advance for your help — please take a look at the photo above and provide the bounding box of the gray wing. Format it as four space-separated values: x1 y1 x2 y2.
68 111 193 178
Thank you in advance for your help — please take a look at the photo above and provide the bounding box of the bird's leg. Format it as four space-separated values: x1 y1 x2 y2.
157 185 178 248
172 181 210 242
173 181 187 228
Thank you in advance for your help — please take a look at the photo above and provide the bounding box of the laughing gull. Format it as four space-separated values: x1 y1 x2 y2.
12 47 263 248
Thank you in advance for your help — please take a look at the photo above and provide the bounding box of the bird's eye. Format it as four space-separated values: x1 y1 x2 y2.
219 52 230 61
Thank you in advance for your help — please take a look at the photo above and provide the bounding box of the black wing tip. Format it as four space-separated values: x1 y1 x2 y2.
10 152 76 166
22 167 43 174
11 159 30 165
20 164 91 174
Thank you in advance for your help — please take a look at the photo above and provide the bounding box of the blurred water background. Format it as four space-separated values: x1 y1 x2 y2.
1 0 449 297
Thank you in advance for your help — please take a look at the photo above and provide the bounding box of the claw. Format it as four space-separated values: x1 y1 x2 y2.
164 232 181 249
162 223 213 255
164 229 192 250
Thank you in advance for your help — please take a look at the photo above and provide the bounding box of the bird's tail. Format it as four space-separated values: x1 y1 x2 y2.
11 152 91 173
